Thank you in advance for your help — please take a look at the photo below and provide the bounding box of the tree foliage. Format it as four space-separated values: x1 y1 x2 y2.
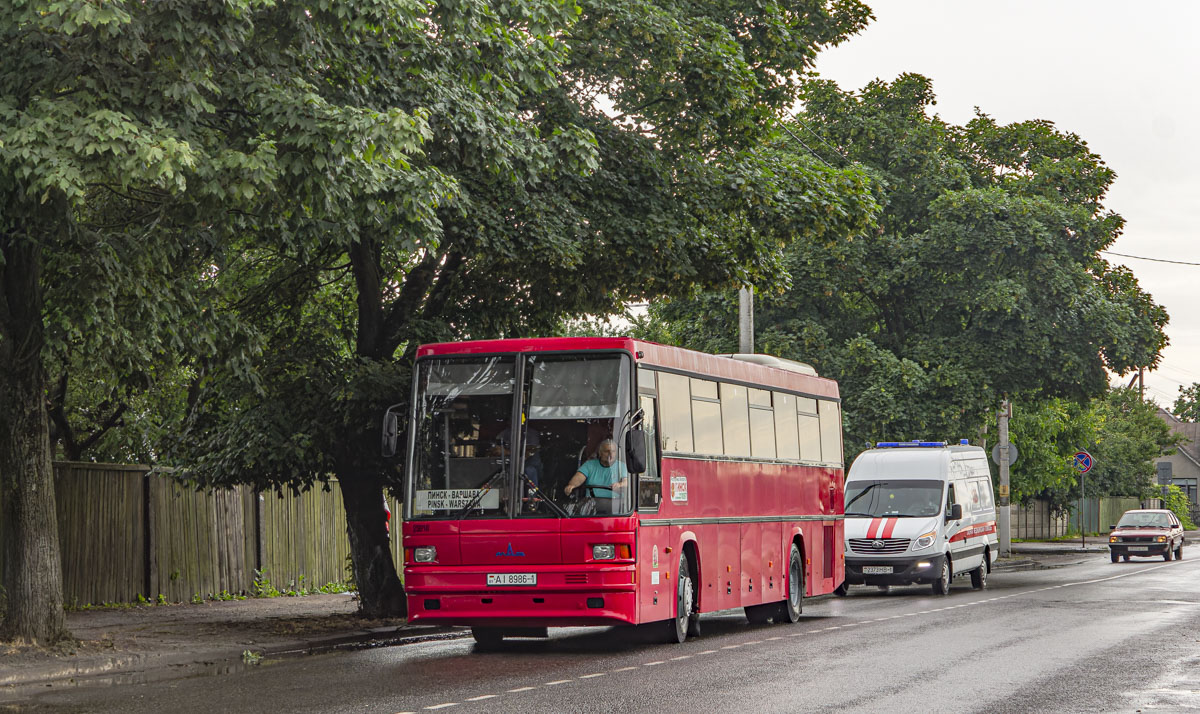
1173 382 1200 422
150 0 880 618
1 0 446 640
651 74 1169 460
1005 389 1179 511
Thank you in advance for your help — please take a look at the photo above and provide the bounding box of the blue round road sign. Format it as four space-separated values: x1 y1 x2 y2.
1073 451 1094 473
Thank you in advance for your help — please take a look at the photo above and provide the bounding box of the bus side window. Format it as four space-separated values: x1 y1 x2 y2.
818 400 842 465
658 372 694 453
797 397 820 462
638 394 661 511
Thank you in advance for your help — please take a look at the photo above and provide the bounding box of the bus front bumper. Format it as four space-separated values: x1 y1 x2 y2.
405 564 638 627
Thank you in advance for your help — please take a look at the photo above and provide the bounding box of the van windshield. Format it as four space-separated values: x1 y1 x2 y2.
845 480 943 518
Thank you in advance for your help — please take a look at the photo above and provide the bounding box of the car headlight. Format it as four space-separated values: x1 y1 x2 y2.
1109 536 1118 543
592 544 616 560
1156 536 1167 543
913 531 937 550
414 546 438 563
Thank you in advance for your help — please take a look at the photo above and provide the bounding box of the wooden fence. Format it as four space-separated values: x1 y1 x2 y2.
1013 496 1149 539
1 463 398 607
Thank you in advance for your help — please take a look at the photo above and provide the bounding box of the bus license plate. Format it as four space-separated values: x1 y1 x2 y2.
487 573 537 586
1128 546 1148 551
862 566 893 575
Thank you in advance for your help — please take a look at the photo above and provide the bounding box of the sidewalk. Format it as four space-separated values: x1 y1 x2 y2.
0 593 464 694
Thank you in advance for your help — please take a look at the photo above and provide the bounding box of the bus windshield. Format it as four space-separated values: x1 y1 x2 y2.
407 353 633 519
844 479 943 518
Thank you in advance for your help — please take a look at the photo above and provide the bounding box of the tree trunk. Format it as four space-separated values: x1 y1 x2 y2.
0 236 68 644
338 466 406 618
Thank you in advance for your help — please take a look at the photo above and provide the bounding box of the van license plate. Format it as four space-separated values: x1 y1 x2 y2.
862 566 893 575
487 573 537 586
1128 546 1148 551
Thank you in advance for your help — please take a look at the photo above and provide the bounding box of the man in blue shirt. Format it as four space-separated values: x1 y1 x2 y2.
564 438 628 513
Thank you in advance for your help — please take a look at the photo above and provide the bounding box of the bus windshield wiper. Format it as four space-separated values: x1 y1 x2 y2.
521 473 569 518
455 467 507 519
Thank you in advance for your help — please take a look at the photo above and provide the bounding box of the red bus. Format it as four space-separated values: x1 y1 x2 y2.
393 337 844 645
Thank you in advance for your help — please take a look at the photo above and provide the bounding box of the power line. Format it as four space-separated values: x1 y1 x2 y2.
1102 251 1200 266
775 118 837 169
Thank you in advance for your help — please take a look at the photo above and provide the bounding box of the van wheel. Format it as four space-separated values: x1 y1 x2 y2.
932 559 951 595
970 558 987 590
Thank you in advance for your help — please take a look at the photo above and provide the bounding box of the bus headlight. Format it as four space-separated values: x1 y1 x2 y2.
414 546 438 563
913 531 937 550
592 544 617 560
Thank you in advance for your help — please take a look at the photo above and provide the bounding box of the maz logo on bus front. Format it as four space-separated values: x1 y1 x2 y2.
496 543 526 557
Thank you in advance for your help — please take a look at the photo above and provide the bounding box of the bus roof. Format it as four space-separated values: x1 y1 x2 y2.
416 337 839 399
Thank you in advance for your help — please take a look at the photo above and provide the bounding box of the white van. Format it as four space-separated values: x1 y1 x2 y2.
840 440 997 595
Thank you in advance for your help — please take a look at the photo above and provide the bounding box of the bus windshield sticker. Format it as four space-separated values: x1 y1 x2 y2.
416 489 501 511
670 474 688 503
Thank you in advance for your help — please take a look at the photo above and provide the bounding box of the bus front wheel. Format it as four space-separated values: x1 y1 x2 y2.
668 556 695 644
778 543 804 623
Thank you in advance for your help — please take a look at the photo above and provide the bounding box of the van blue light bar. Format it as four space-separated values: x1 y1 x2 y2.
875 440 948 448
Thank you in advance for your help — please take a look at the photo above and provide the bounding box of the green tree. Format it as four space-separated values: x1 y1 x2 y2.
1173 383 1200 422
1 0 436 642
652 75 1169 460
1087 388 1180 499
170 0 878 619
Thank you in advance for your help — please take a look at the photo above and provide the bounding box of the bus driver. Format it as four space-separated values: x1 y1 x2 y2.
564 438 628 513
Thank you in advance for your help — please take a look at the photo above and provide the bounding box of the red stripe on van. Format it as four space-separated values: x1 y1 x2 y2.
881 518 898 538
867 518 883 538
948 521 997 543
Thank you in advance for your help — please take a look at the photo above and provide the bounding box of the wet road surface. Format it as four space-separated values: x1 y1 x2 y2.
6 554 1200 713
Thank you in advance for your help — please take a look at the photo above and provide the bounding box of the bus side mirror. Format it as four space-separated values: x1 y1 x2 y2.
382 410 400 458
947 503 962 521
625 428 647 474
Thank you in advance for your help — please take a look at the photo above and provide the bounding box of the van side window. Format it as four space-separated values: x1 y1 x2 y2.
975 479 993 511
945 484 956 513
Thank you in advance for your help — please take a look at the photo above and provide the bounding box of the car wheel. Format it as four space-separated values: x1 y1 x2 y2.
1110 551 1119 564
668 556 694 643
1176 542 1184 560
1123 554 1131 561
970 557 987 590
931 559 951 596
1163 549 1172 561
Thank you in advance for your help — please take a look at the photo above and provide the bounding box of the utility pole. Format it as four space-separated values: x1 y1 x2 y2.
738 287 754 354
998 400 1012 557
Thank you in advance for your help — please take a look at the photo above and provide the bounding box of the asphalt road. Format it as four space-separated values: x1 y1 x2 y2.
10 554 1200 713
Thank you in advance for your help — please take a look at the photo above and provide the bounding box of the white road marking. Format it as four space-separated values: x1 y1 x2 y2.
424 705 457 710
544 680 573 685
579 673 606 679
507 687 536 693
671 655 693 660
643 661 665 666
613 666 639 672
465 695 497 701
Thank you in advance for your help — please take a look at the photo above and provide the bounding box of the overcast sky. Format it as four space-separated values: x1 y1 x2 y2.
813 0 1200 409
